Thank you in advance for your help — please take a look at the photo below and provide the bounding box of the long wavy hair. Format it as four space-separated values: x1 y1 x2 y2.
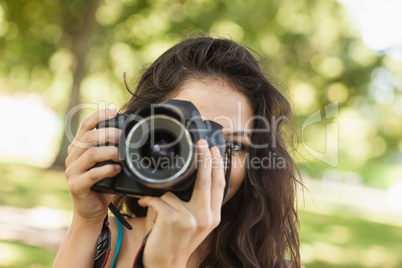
113 34 301 267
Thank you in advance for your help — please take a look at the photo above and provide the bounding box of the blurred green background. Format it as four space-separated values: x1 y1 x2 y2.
1 0 401 267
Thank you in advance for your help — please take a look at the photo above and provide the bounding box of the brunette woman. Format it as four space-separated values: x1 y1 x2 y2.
53 35 302 267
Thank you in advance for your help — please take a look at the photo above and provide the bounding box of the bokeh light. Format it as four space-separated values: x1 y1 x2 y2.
340 0 402 53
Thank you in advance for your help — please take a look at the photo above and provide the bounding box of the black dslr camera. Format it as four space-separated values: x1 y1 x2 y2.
91 99 227 201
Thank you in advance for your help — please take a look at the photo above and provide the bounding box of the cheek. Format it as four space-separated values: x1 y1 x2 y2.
225 153 247 201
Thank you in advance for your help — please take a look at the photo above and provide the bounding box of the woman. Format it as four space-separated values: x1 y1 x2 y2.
53 35 301 267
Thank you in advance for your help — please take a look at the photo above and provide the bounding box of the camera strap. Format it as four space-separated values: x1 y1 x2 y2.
94 205 133 268
108 202 132 230
223 142 232 202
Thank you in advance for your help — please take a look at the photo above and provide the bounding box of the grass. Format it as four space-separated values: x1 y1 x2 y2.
0 163 72 210
1 162 401 267
299 211 402 267
0 241 55 268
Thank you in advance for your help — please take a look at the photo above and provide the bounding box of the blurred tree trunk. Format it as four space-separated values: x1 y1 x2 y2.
51 0 101 168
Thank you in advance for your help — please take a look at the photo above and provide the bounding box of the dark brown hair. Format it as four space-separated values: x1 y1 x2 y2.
114 34 301 267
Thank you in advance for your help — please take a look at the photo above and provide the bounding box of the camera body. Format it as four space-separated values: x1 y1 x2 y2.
91 99 226 201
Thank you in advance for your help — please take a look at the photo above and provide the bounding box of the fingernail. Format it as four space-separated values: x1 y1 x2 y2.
198 139 208 148
108 108 116 113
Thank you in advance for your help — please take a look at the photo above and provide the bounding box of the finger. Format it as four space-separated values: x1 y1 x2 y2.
68 164 121 195
138 196 177 220
160 192 189 213
66 128 121 166
74 108 118 142
190 139 212 205
210 146 225 212
72 127 121 151
151 194 199 231
68 146 120 175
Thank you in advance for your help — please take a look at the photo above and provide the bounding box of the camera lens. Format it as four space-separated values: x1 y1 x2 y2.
141 131 179 170
125 115 196 188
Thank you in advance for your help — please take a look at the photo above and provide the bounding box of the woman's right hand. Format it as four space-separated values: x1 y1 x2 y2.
64 108 122 223
138 139 226 267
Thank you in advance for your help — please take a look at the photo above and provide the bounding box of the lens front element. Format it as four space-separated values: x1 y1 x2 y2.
141 131 180 171
125 115 195 188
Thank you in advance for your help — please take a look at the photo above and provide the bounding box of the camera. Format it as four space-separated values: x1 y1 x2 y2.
91 99 227 201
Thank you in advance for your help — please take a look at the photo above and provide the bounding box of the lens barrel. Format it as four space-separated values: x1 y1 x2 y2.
124 115 195 189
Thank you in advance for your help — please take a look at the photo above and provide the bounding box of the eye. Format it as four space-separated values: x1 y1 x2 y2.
228 141 245 152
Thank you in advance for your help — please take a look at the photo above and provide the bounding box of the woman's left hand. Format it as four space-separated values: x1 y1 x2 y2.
138 139 226 267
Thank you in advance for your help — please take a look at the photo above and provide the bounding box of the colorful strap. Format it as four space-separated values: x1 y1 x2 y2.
111 218 124 268
94 215 111 268
132 231 151 268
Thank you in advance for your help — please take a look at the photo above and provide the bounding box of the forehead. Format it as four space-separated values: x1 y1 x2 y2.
172 79 254 132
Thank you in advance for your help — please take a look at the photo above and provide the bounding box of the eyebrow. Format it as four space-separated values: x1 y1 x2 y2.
223 130 252 139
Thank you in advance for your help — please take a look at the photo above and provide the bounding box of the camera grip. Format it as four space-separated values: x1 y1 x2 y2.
97 113 126 129
91 161 120 194
91 113 126 194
